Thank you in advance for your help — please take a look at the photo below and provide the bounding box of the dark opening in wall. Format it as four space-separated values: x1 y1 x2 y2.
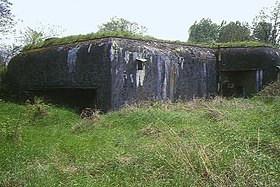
137 60 143 70
136 58 147 70
221 70 260 97
27 88 97 112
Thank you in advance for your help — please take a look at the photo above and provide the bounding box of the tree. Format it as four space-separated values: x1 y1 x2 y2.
188 18 220 43
252 21 273 43
253 1 280 45
18 24 65 47
0 0 16 65
19 27 45 47
0 0 15 39
98 17 147 35
218 21 251 42
0 44 20 65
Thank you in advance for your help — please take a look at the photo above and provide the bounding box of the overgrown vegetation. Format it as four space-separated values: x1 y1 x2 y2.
258 78 280 97
0 96 279 186
21 30 275 52
22 31 157 51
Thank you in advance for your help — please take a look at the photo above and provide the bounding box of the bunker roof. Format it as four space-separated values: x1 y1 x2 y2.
21 31 276 53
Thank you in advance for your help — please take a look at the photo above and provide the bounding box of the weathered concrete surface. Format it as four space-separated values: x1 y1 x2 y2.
219 47 280 71
8 37 280 111
8 37 217 111
8 38 112 111
218 47 280 96
110 38 217 109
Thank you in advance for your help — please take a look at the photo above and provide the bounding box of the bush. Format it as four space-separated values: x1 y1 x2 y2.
26 97 48 124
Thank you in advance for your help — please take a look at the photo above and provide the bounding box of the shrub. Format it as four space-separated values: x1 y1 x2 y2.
26 97 48 122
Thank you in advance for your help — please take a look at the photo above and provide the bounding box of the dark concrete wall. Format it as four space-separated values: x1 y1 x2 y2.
8 38 112 111
9 37 279 111
221 71 258 97
219 47 280 70
8 37 218 111
109 38 217 109
218 47 280 96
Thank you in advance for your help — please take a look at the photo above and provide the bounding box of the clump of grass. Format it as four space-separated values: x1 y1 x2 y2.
26 97 48 121
258 78 280 98
140 124 162 137
71 108 101 133
71 119 97 134
1 118 22 144
79 108 100 121
1 177 24 187
156 126 213 180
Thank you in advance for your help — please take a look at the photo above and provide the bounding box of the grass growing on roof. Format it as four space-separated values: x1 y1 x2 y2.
21 30 276 52
22 31 157 51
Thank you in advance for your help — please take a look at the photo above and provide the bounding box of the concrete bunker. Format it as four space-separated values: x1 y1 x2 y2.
7 37 280 111
218 47 280 97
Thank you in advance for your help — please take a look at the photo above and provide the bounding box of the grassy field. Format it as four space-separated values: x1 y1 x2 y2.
0 96 279 186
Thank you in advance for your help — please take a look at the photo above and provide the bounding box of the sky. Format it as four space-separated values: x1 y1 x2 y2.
10 0 277 42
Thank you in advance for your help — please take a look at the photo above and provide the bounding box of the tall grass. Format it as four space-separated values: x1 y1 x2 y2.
1 97 279 186
258 78 280 98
